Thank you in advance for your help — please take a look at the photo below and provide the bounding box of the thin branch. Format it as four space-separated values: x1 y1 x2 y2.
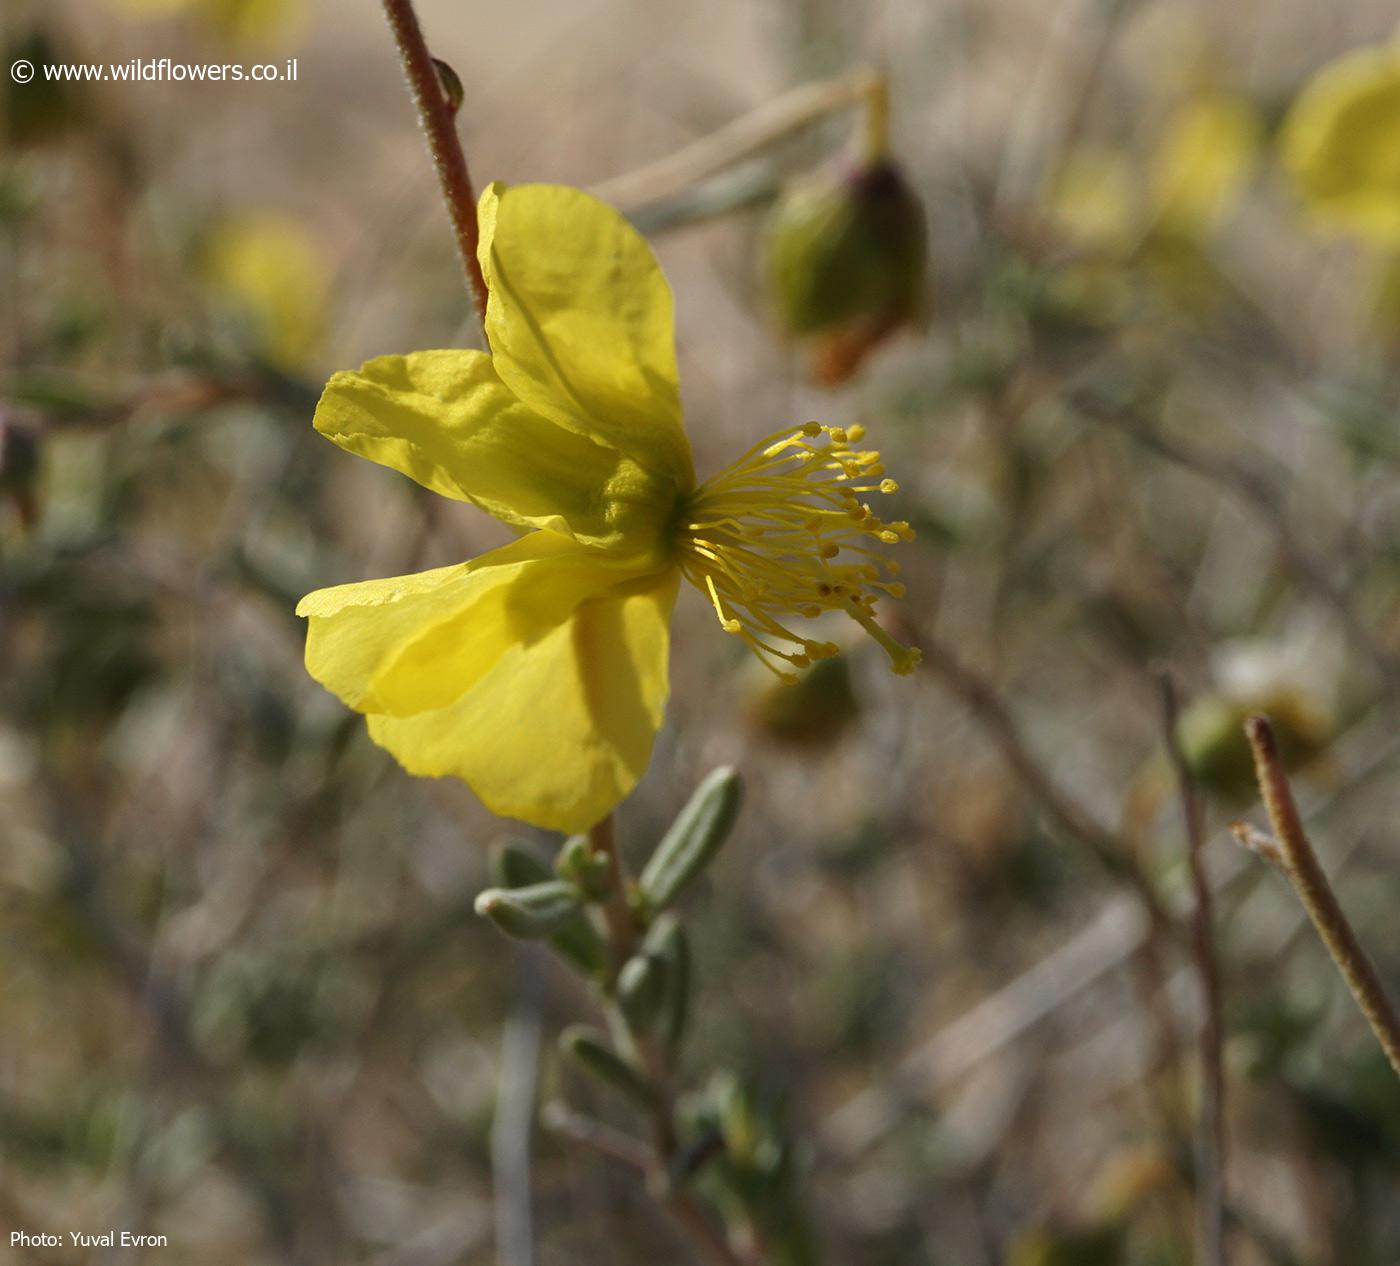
590 66 884 211
914 628 1172 930
1229 823 1285 867
1240 715 1400 1078
823 713 1400 1159
664 1189 755 1266
1157 670 1227 1266
380 0 489 331
541 1102 651 1175
38 777 303 1257
1074 392 1400 702
822 892 1150 1157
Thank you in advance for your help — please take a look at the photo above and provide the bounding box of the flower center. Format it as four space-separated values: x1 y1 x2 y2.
676 421 921 681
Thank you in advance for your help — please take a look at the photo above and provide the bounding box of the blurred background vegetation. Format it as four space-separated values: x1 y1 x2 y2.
4 0 1400 1262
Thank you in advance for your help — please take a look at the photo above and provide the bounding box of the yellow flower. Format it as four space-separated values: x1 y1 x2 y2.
1151 95 1259 231
1046 95 1258 253
202 211 328 372
297 184 916 832
1280 42 1400 245
1043 147 1140 257
110 0 306 46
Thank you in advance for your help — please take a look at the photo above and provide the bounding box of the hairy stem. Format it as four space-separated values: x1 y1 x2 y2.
1241 716 1400 1079
588 815 639 969
583 815 753 1266
380 0 489 330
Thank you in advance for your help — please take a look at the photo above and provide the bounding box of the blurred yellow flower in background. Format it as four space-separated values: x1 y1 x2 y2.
1046 93 1259 253
1151 94 1259 231
201 211 328 373
110 0 306 47
1281 41 1400 245
1044 147 1140 256
297 184 915 832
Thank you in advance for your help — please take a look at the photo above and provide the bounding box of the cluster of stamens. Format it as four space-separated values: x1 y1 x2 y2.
677 422 921 682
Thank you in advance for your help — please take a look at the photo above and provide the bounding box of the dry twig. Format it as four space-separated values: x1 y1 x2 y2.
1236 715 1400 1078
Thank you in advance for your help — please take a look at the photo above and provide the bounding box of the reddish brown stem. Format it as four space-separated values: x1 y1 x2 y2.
380 0 489 331
587 815 639 969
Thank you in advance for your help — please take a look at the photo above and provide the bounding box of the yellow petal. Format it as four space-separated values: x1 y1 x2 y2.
1280 45 1400 245
299 532 637 716
477 182 695 495
314 348 675 548
367 569 680 832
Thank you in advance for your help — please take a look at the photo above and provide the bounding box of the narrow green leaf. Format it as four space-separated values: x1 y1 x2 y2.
487 843 607 975
617 952 668 1034
491 840 552 888
559 1025 654 1105
638 767 743 911
474 881 580 940
646 914 691 1053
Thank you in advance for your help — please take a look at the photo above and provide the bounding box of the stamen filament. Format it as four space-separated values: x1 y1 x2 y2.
678 422 919 679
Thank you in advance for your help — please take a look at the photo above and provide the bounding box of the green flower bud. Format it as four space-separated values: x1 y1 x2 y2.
554 833 614 901
765 159 927 384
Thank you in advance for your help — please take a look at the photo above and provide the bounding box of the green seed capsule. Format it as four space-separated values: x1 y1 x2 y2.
766 159 927 382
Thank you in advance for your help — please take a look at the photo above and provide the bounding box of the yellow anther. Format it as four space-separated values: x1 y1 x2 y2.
676 418 914 677
846 424 866 442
